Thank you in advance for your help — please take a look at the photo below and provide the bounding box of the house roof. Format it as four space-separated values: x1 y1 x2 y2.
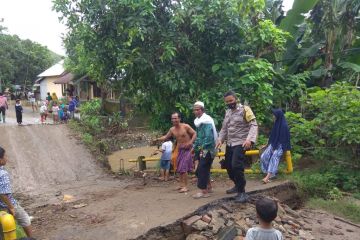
34 77 44 83
54 72 75 84
37 60 65 77
73 75 94 85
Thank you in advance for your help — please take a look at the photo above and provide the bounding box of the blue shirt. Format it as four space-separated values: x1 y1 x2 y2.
0 166 17 208
68 100 76 112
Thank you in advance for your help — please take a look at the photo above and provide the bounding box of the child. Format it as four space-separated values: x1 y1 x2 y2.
0 147 33 237
58 101 65 122
15 99 23 125
52 101 59 123
153 139 173 181
245 198 283 240
39 101 48 124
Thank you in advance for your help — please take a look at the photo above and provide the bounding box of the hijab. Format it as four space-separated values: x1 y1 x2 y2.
269 108 291 151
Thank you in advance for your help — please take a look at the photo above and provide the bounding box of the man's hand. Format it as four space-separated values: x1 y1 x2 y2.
242 140 252 150
183 142 193 150
215 140 223 149
150 139 160 146
8 207 15 216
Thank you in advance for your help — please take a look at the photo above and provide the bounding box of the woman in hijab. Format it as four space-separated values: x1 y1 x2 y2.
260 108 291 184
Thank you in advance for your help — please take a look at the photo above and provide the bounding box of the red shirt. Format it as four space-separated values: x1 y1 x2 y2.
0 96 8 108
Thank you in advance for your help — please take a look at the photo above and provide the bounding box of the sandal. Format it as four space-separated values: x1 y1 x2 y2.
192 192 210 199
178 187 189 193
262 179 271 184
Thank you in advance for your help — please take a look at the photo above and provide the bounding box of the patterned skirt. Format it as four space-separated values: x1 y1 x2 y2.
176 147 193 174
260 144 283 175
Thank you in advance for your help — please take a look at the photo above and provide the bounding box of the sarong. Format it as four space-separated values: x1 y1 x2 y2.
176 147 193 174
171 144 179 172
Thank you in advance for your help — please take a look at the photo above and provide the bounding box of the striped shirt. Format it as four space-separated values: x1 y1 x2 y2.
0 166 17 209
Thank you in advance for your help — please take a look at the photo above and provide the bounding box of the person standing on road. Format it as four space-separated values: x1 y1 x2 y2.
156 112 197 193
15 99 23 125
216 91 258 203
28 91 37 112
0 92 8 123
192 101 217 199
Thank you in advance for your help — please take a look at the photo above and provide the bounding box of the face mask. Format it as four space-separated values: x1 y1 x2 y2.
227 103 237 109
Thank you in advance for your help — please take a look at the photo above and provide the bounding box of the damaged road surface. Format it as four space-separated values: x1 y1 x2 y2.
136 183 360 240
1 125 359 239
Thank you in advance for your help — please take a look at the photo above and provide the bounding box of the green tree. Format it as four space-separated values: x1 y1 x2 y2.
54 0 291 128
0 24 61 91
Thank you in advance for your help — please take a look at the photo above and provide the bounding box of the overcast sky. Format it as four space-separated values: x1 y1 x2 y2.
0 0 295 56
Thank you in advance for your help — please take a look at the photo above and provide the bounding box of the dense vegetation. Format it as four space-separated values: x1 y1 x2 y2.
54 0 360 214
0 21 61 91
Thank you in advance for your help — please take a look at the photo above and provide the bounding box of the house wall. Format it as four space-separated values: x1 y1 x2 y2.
40 77 64 100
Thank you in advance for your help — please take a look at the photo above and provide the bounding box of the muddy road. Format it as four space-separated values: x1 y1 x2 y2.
0 113 286 239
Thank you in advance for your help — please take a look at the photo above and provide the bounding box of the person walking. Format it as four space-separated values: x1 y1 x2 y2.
192 101 217 198
260 108 291 184
0 92 8 123
216 91 258 203
15 99 23 125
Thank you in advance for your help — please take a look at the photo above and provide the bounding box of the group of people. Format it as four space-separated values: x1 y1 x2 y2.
0 91 80 125
155 90 291 203
154 90 290 239
30 92 79 124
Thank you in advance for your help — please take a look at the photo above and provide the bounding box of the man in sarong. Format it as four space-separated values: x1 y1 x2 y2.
156 112 196 193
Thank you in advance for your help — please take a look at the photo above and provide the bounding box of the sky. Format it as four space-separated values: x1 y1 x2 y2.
0 0 295 57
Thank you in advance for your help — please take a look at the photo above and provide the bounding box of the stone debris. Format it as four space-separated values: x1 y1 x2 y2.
180 200 323 240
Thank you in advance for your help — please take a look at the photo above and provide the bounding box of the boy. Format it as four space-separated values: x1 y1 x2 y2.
15 99 23 125
0 147 33 237
246 197 283 240
153 139 173 181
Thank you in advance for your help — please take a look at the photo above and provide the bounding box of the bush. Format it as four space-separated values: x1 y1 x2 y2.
79 99 103 134
286 83 360 162
82 133 93 146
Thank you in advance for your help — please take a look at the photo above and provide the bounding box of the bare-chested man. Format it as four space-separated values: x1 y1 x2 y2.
156 112 196 193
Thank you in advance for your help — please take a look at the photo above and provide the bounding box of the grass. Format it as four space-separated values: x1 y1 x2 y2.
307 197 360 223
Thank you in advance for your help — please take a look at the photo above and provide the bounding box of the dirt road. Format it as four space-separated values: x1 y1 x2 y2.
1 106 358 240
0 111 288 239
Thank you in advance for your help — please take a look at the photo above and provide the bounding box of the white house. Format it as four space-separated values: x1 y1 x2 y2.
35 60 66 100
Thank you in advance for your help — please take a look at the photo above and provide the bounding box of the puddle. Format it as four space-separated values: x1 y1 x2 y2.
108 146 228 172
108 146 160 172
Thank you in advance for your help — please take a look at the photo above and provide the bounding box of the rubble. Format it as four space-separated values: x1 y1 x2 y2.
176 199 318 240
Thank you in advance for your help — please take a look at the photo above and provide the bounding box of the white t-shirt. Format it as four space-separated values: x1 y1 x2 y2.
246 227 283 240
161 141 173 160
52 106 60 115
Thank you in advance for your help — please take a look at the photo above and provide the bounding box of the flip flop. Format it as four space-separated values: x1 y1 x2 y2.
192 192 210 199
262 179 271 184
175 186 183 191
178 187 189 193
